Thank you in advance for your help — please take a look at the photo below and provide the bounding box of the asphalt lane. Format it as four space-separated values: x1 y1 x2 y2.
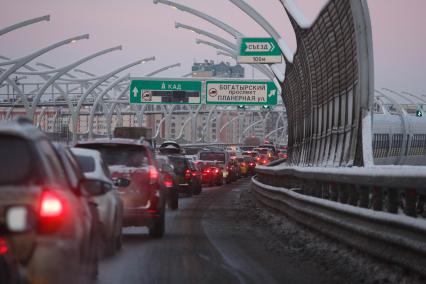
96 178 329 284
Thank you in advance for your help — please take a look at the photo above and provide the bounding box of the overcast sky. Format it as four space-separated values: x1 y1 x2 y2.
0 0 425 94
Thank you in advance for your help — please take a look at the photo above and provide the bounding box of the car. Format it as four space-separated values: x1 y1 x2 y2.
0 236 22 284
188 160 203 194
75 138 166 238
0 118 96 283
53 144 101 279
198 149 231 184
196 160 223 186
71 148 124 256
159 142 202 196
156 155 179 210
236 156 249 177
228 158 241 180
242 156 257 175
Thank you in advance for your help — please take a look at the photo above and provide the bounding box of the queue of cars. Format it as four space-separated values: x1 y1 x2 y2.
0 118 283 283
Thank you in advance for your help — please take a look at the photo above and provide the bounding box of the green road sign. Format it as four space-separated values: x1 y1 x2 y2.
130 78 202 104
237 37 282 64
206 81 278 105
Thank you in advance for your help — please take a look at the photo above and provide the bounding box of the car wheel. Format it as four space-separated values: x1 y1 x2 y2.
149 213 165 238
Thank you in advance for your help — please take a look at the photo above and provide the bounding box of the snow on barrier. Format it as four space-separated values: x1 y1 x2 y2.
252 165 426 276
282 0 374 167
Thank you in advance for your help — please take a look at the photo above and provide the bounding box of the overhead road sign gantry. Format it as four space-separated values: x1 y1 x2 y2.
206 80 278 105
237 37 282 64
130 78 202 104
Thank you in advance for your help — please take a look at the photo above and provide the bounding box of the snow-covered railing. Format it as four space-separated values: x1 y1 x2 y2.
252 165 426 276
256 165 426 217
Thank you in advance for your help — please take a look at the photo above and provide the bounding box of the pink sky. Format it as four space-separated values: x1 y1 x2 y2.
0 0 425 94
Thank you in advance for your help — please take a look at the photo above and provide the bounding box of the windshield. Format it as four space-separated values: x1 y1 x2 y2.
78 144 149 167
199 152 226 162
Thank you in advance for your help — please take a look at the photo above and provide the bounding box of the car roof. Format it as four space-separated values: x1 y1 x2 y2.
77 138 148 146
0 119 47 141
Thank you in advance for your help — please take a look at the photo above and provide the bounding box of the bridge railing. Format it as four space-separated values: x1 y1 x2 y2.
253 166 426 276
256 164 426 217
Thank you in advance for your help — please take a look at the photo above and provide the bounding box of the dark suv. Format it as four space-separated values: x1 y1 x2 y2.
159 141 202 196
76 139 166 238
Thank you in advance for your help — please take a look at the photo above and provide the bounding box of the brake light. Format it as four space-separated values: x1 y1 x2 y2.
214 168 219 174
40 191 63 218
192 171 197 177
0 238 8 255
241 162 246 167
185 169 191 181
38 191 65 233
256 157 261 161
204 169 211 173
249 162 255 166
262 160 268 164
149 166 159 184
163 173 174 188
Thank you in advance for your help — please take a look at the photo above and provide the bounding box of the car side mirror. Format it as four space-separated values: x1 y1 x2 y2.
82 179 110 196
113 177 130 188
6 206 32 233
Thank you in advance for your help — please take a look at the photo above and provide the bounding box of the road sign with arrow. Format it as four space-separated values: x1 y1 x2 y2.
130 78 202 104
237 37 282 64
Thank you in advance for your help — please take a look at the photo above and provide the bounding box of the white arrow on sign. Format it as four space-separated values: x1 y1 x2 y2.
245 41 275 53
132 87 138 97
268 90 277 97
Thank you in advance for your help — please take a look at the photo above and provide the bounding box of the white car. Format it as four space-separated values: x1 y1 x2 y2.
71 148 124 256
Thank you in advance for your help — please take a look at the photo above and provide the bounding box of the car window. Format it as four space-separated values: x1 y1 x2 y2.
168 156 189 173
38 140 67 184
75 155 96 173
79 144 149 167
0 135 34 185
199 152 226 162
59 150 81 190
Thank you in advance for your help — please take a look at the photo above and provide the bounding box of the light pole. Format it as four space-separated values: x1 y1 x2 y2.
0 34 89 86
145 63 181 77
72 58 149 142
227 0 293 63
153 0 284 82
29 46 122 119
0 15 50 37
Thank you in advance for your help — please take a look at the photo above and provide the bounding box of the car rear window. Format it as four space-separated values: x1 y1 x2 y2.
199 152 225 162
74 155 96 173
0 136 33 184
168 156 189 170
78 143 149 167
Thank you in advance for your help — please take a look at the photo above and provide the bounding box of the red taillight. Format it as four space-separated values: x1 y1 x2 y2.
40 191 63 218
38 191 65 233
185 169 191 181
192 171 197 177
262 160 268 164
256 157 261 161
241 162 246 167
0 238 8 255
163 173 174 188
249 162 255 166
149 166 159 184
214 168 219 174
205 169 211 173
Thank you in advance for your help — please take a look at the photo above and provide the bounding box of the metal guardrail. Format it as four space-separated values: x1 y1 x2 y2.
256 165 426 216
253 166 426 276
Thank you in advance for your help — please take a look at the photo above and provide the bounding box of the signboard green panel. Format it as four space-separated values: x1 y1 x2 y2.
206 81 278 105
237 37 282 64
130 79 202 104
